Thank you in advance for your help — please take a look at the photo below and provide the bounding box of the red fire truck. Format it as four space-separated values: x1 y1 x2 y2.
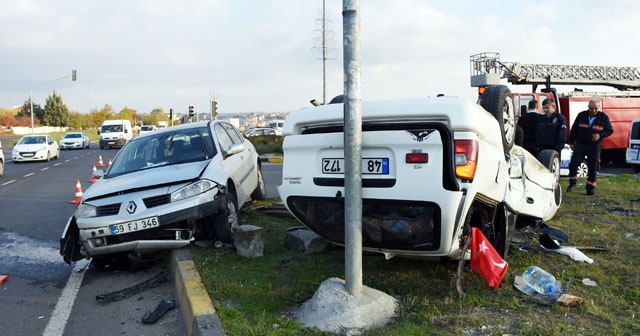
471 52 640 163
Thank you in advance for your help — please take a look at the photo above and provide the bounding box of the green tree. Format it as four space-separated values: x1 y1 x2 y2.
43 91 70 126
116 106 137 126
88 104 115 128
17 99 44 125
142 108 169 126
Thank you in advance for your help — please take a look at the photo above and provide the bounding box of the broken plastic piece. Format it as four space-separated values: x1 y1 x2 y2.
142 300 177 324
549 247 594 263
0 275 8 285
582 278 598 286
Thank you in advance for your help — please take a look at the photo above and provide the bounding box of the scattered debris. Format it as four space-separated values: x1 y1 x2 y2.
255 203 295 218
0 275 8 285
624 232 640 240
95 270 168 303
514 275 585 307
605 207 636 216
141 300 177 324
582 278 598 286
556 293 585 307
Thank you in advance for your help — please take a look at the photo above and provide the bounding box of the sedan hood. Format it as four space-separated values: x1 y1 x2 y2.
14 144 47 151
84 161 211 199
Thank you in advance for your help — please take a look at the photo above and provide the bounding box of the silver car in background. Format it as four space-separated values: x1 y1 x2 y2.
60 132 91 150
60 120 267 263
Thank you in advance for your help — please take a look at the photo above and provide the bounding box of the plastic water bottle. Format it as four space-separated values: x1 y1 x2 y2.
522 266 561 298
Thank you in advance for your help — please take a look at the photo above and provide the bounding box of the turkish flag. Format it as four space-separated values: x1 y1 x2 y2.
470 227 508 290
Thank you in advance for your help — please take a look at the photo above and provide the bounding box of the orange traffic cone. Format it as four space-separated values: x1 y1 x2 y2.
69 179 83 204
97 155 105 167
0 275 8 285
89 164 98 183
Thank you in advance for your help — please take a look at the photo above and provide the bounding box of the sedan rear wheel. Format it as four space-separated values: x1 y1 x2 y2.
250 165 267 200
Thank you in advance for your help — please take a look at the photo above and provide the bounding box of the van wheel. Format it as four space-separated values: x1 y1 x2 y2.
479 85 516 154
212 190 240 244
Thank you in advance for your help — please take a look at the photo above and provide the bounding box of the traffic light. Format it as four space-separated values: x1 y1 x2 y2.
72 70 77 81
212 101 217 119
188 105 194 117
169 108 173 121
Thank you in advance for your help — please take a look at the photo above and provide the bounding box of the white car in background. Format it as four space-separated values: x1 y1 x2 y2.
560 145 588 177
139 125 158 135
12 134 59 163
626 118 640 173
60 120 267 264
0 140 4 177
60 132 90 150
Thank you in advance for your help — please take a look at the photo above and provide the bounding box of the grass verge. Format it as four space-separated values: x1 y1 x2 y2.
192 175 640 335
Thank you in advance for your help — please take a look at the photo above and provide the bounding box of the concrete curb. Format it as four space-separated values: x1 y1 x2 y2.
171 249 225 336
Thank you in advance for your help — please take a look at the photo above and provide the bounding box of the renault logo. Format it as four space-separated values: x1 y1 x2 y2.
126 201 137 214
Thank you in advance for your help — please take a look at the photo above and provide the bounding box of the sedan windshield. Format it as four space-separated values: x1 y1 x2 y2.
107 126 216 176
18 136 46 144
64 133 81 138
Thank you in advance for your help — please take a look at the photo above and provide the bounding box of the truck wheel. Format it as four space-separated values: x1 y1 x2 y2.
479 85 516 154
212 190 240 244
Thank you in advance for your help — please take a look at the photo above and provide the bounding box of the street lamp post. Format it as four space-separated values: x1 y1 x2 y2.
197 59 216 119
30 70 77 134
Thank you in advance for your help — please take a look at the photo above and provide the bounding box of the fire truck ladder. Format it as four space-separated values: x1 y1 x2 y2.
470 52 640 91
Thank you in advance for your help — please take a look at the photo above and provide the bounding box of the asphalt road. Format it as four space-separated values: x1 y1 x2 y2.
0 145 185 336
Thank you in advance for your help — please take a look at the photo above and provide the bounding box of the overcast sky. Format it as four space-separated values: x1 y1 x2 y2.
2 0 639 116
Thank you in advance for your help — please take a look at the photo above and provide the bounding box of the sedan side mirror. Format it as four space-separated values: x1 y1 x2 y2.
223 143 244 159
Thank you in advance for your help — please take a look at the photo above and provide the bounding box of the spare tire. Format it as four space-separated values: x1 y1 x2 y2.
479 85 516 154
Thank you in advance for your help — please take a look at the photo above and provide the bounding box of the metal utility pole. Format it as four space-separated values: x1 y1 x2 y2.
313 1 336 105
30 70 76 134
342 0 362 297
322 0 327 105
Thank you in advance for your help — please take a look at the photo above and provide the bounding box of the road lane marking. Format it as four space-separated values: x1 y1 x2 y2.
24 173 34 177
41 167 49 171
65 159 71 162
1 179 16 186
42 260 90 336
54 163 62 166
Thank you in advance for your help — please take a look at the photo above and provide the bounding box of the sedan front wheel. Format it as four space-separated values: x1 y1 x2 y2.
211 190 240 244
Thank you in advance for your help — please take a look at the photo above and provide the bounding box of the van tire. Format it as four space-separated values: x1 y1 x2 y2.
479 85 516 154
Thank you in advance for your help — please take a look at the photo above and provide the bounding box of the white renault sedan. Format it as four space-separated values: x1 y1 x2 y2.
60 132 91 150
12 134 59 162
60 120 267 263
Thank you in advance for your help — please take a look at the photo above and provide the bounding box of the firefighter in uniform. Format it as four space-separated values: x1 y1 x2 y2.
535 98 567 154
567 99 614 195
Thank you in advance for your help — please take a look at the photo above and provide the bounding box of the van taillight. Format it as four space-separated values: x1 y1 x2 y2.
454 140 478 180
406 153 428 164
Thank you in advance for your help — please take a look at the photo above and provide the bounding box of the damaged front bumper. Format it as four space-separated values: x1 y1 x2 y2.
60 196 224 263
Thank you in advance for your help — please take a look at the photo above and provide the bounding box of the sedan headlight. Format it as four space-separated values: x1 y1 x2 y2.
171 179 219 203
76 204 97 218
